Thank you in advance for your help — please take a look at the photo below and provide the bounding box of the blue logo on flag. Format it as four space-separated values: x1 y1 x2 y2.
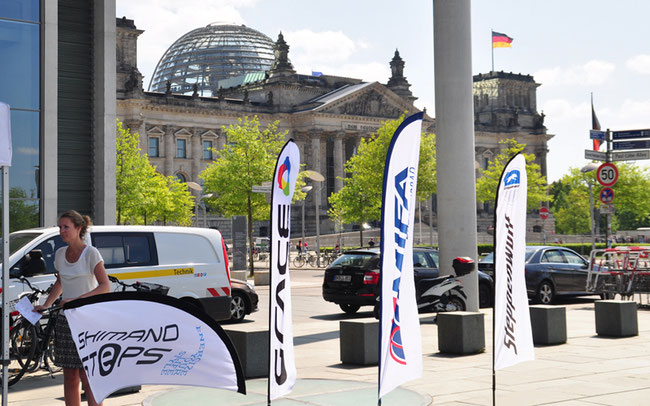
504 169 521 187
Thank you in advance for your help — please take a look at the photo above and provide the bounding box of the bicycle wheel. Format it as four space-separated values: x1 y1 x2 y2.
293 256 305 268
307 255 316 267
6 321 37 386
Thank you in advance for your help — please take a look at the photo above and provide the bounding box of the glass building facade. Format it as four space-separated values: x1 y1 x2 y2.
0 0 41 230
148 23 275 97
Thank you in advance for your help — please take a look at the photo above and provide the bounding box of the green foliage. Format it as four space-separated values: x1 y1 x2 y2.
552 163 650 233
476 139 548 210
116 120 194 226
199 116 291 219
328 114 437 225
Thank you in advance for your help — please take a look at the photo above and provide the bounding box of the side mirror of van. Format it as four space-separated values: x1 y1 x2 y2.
21 249 47 277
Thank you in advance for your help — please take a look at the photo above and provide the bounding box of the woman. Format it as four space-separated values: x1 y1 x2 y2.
34 210 110 406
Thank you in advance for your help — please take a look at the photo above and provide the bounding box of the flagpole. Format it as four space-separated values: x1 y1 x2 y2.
491 186 497 406
491 29 494 72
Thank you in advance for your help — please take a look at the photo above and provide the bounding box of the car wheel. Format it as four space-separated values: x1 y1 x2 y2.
230 293 248 322
479 282 492 308
536 281 555 304
339 303 360 314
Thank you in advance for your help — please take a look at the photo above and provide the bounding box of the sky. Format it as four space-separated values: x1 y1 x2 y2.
116 0 650 183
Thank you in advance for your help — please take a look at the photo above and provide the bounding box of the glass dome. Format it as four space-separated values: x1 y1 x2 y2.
148 23 276 96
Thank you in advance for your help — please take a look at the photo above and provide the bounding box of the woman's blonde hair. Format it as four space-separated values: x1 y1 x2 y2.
59 210 93 239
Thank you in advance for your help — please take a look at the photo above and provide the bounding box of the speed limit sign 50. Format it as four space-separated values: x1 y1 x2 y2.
596 163 619 187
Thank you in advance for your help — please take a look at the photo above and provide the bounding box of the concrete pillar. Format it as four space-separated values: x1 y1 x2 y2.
434 0 479 311
191 130 201 181
164 127 175 176
334 134 344 192
311 136 322 254
93 0 117 225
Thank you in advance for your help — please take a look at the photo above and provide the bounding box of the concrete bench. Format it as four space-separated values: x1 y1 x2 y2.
223 326 269 378
437 312 485 355
340 319 379 365
595 300 638 337
529 305 567 345
254 271 270 286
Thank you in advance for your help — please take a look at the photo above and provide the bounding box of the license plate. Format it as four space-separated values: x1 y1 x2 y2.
333 275 351 282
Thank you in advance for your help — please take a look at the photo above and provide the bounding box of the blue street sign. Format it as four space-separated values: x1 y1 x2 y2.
613 140 650 150
612 129 650 140
599 188 614 204
590 130 607 140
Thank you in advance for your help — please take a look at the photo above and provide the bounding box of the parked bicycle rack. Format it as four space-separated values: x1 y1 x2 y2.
587 246 650 299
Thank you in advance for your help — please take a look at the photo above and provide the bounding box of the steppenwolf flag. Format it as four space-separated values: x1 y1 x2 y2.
379 112 423 399
269 140 299 401
494 154 534 370
64 292 246 403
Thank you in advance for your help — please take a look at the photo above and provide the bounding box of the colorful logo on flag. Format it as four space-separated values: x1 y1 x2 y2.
504 169 521 188
277 156 291 196
389 301 406 364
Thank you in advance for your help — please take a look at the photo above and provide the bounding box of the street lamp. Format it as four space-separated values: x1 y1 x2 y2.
581 162 600 251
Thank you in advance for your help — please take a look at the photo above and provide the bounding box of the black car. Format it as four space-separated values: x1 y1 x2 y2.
478 252 495 277
322 247 494 314
228 278 259 322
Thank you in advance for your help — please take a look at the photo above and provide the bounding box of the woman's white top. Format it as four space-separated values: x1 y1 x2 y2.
54 245 103 300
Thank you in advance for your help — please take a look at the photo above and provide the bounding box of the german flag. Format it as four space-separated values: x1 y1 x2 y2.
492 31 513 48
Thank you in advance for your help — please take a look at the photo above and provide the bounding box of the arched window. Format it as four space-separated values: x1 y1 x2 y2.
176 173 186 183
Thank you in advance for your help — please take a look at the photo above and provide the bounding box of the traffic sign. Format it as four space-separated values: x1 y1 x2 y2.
613 139 650 150
599 187 614 204
584 149 607 161
612 129 650 140
612 150 650 161
590 130 607 140
596 163 619 187
600 204 615 214
540 207 549 220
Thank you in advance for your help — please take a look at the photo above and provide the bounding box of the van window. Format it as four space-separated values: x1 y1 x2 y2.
91 233 157 268
10 235 65 278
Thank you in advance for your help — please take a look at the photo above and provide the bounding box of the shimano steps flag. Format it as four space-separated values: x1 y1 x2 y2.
64 292 245 403
379 112 423 400
269 140 300 401
494 154 534 370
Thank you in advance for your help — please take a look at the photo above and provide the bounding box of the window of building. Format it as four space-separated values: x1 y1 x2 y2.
176 139 187 158
1 5 41 230
203 140 213 160
176 173 186 183
149 137 159 157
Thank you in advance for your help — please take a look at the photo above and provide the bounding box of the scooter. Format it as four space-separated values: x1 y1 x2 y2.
416 257 474 312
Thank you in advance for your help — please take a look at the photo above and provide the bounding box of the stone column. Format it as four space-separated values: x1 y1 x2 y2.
191 129 201 181
434 0 478 311
334 134 344 192
164 127 175 176
311 136 322 255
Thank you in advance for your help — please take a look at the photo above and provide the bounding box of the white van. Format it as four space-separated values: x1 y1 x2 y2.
3 225 232 321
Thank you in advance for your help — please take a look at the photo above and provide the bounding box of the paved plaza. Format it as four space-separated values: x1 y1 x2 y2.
5 269 650 405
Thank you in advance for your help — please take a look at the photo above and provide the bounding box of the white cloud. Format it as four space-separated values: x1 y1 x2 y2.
534 60 616 86
626 54 650 75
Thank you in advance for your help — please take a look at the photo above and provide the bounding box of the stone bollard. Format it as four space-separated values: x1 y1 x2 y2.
437 312 485 354
340 319 379 365
595 300 638 337
254 271 270 286
529 305 567 345
224 327 269 378
230 270 248 281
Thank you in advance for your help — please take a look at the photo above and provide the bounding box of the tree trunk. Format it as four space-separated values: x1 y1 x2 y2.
359 227 364 247
247 194 255 277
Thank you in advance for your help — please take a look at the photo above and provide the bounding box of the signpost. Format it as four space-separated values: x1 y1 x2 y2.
540 206 549 220
612 139 650 150
600 204 615 214
590 130 607 140
612 129 650 140
596 163 618 187
584 149 607 161
612 150 650 161
599 187 614 204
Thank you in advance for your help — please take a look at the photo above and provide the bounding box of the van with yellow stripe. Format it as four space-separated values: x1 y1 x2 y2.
4 225 232 321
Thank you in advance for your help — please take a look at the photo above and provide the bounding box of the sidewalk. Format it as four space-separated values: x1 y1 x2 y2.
6 282 650 405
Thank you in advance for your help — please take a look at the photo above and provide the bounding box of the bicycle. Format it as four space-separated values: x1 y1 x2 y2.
293 251 307 268
108 275 170 295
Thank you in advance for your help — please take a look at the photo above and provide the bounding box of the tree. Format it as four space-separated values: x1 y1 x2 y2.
200 116 297 275
552 164 650 234
7 187 39 232
476 138 548 210
116 120 194 226
328 114 437 245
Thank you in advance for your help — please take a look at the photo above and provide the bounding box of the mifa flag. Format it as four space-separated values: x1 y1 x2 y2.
64 292 246 403
494 154 534 370
269 140 299 401
379 112 423 399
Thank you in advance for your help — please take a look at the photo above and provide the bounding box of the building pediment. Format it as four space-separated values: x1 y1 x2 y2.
147 126 164 135
174 128 193 137
308 82 417 119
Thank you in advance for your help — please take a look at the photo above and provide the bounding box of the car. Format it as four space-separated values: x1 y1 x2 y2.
478 252 494 277
228 278 259 322
322 247 494 314
523 246 599 304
